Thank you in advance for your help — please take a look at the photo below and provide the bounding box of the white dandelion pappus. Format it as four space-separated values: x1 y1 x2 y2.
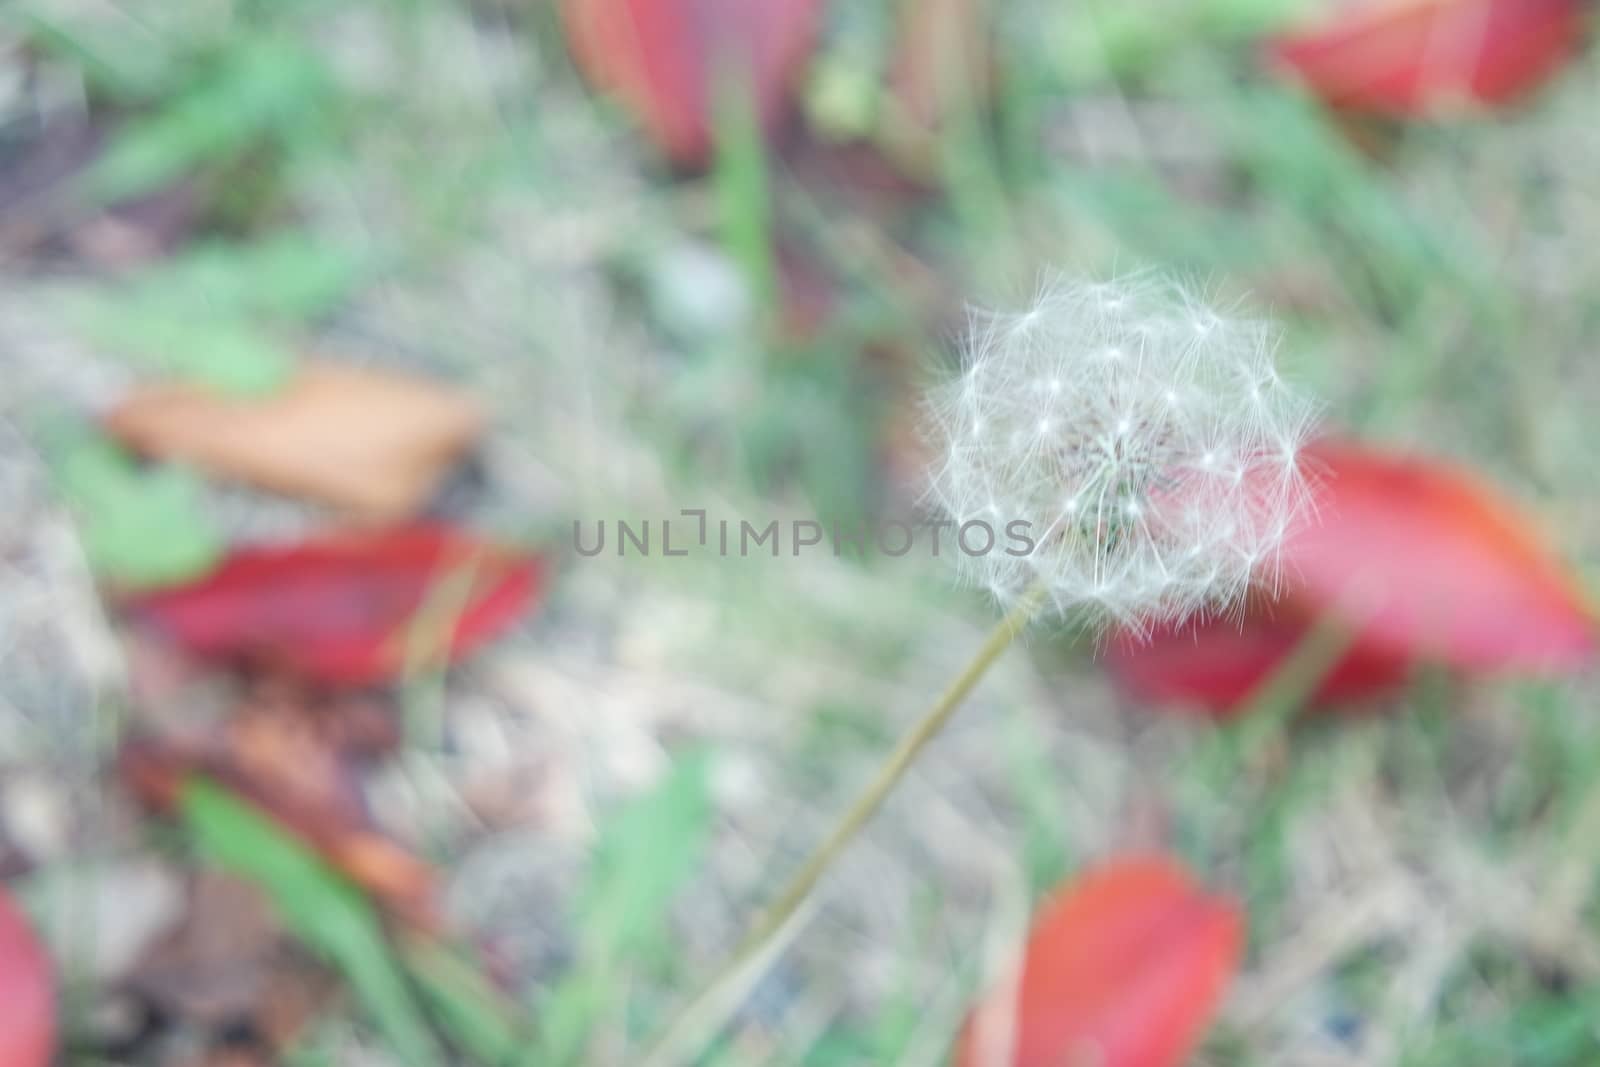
925 274 1318 629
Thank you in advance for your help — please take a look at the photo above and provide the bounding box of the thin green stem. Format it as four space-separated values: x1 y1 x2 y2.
1189 610 1358 793
641 585 1047 1066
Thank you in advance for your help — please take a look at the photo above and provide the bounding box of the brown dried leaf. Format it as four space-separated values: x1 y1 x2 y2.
131 872 286 1026
132 871 338 1058
0 119 199 269
105 362 483 520
172 1050 274 1067
119 686 436 927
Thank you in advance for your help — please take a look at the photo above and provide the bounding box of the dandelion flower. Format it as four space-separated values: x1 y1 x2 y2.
925 274 1318 628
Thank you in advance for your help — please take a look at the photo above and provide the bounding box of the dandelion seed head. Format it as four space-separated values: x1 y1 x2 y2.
924 273 1319 627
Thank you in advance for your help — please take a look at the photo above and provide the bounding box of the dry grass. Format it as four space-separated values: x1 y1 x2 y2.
2 2 1600 1064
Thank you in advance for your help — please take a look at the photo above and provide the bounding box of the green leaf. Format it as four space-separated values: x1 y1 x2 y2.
74 302 294 394
712 75 776 315
527 970 609 1067
69 231 362 395
147 233 362 321
740 353 877 529
178 779 442 1067
577 749 716 961
50 429 223 588
1050 0 1313 81
11 10 175 100
530 752 717 1066
401 935 525 1066
82 36 331 204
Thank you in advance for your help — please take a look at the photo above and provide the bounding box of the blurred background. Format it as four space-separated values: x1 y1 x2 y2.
2 0 1600 1064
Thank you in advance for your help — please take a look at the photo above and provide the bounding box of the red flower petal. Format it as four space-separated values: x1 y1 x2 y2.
1267 0 1583 116
0 888 55 1067
125 524 544 686
1288 439 1594 672
562 0 824 167
1103 610 1413 715
956 855 1242 1067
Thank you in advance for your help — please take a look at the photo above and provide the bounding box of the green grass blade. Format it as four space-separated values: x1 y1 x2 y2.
178 778 442 1067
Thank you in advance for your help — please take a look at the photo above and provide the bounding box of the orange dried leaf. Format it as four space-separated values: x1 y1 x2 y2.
106 362 483 521
956 855 1242 1067
118 686 439 927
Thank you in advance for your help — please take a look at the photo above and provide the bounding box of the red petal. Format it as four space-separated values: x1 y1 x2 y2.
0 888 55 1067
1287 439 1594 671
124 524 544 686
1267 0 1583 115
562 0 824 167
956 855 1242 1067
1103 611 1413 715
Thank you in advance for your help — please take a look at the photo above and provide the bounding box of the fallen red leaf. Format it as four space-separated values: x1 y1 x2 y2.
1267 0 1584 116
562 0 824 167
1104 610 1413 714
123 524 544 687
1289 439 1594 670
0 887 55 1067
1105 438 1595 712
955 854 1242 1067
